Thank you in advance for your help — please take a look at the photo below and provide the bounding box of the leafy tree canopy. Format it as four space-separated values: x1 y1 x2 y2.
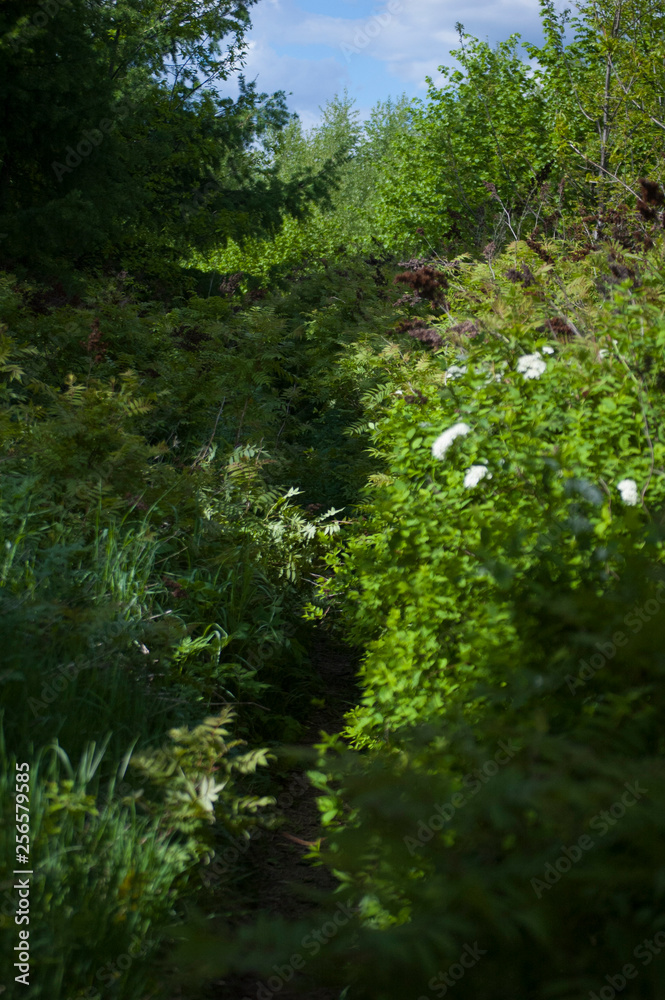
0 0 339 275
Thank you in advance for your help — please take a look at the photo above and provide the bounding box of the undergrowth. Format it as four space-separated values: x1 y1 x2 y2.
4 0 665 996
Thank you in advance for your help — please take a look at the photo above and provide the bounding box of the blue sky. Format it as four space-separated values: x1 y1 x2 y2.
225 0 546 129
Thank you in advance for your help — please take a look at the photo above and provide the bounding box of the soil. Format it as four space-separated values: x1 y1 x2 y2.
202 634 359 1000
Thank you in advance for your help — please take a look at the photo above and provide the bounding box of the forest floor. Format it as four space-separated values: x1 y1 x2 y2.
202 634 359 1000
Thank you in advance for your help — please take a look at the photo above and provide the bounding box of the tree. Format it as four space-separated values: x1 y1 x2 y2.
0 0 338 274
374 29 553 251
525 0 665 231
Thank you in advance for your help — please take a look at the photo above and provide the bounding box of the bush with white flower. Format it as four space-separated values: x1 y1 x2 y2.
297 238 665 1000
321 241 665 746
431 422 470 459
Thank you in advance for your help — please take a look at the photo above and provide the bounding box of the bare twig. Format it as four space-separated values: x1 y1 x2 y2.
191 396 226 468
609 53 665 132
566 142 639 199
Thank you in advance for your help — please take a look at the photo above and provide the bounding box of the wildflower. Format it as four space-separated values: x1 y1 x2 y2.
464 464 491 488
541 345 555 355
445 364 467 382
617 479 639 506
196 775 226 814
517 353 547 379
431 422 470 460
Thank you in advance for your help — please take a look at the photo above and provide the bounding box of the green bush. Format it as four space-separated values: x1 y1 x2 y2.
181 241 665 1000
306 574 665 1000
0 261 375 998
286 241 665 998
322 241 665 746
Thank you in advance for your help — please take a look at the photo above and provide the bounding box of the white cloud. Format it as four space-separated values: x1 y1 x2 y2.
227 0 544 124
343 0 542 84
225 35 350 123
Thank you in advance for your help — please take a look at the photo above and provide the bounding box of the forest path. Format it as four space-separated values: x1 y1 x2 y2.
205 634 359 1000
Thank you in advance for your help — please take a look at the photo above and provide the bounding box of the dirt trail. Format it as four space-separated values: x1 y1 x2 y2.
207 635 358 1000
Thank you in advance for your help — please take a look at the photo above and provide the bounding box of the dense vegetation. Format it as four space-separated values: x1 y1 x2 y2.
2 0 665 998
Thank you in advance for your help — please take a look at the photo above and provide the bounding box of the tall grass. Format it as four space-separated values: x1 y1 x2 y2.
0 726 212 1000
0 490 182 764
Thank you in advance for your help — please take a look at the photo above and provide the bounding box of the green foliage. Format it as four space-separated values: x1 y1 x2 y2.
304 610 665 1000
0 448 339 755
196 92 416 282
0 261 391 1000
0 1 338 276
323 240 665 745
184 241 665 1000
366 1 665 255
374 31 553 251
0 712 272 1000
525 0 665 214
6 0 665 995
285 240 665 998
0 221 413 996
130 708 274 855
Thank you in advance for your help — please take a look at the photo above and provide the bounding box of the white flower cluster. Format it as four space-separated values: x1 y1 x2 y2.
431 424 491 489
617 479 639 506
431 422 470 460
445 364 467 382
463 464 491 488
516 353 547 379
